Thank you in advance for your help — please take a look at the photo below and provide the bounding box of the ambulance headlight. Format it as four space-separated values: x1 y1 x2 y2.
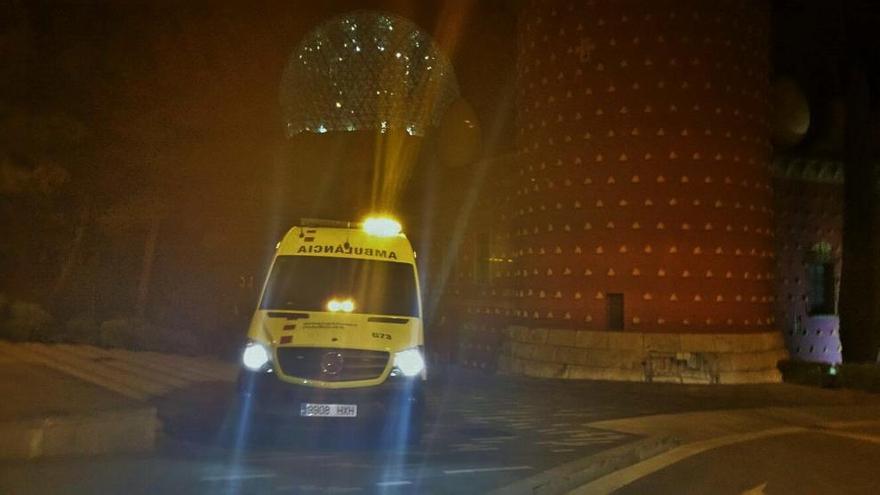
392 348 425 377
242 341 271 371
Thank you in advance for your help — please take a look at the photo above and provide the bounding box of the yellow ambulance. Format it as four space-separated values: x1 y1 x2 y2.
238 216 425 443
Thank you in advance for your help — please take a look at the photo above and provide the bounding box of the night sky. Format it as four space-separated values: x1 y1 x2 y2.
2 0 879 338
1 1 517 329
3 0 516 246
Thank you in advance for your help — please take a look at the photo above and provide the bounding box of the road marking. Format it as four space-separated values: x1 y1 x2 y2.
279 485 361 493
443 465 533 475
822 419 880 430
0 342 148 400
56 344 189 388
131 350 236 381
101 347 217 383
0 342 238 401
568 426 806 494
24 343 170 396
740 482 767 494
375 480 413 487
201 472 277 481
818 429 880 445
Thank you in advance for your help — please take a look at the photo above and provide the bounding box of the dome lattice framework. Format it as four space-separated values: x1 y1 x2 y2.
281 11 460 137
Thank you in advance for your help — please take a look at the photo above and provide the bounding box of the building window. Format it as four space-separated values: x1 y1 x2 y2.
807 262 835 315
607 293 624 330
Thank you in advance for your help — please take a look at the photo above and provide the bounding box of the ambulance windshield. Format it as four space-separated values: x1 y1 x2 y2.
260 255 419 317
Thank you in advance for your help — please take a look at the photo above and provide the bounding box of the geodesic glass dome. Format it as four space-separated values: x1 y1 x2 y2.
280 11 460 137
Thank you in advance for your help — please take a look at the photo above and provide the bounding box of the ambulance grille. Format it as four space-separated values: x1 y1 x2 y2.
275 347 389 382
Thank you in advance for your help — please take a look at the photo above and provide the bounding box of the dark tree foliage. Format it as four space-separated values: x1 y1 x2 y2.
837 2 880 363
774 0 880 363
1 3 84 302
839 65 878 362
0 1 515 355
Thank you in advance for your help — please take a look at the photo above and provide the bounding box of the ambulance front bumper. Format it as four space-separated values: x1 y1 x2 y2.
236 369 424 421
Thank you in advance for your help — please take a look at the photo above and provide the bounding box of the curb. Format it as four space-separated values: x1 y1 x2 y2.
0 407 159 460
487 435 680 495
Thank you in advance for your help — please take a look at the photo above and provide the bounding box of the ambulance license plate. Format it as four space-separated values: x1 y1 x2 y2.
300 403 358 417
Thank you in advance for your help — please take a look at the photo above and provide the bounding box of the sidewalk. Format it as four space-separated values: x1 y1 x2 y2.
462 368 880 495
490 401 880 495
0 341 234 460
2 340 880 494
570 404 880 494
0 341 236 401
0 357 156 460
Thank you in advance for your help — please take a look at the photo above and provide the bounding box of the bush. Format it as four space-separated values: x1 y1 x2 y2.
837 363 880 393
0 297 54 341
99 318 200 355
0 295 206 356
60 315 101 344
778 359 830 387
99 318 140 349
779 359 880 393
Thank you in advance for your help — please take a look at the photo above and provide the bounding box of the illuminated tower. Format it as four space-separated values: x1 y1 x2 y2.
279 11 459 220
493 0 787 382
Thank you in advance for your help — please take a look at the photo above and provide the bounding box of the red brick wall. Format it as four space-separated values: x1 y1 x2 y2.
506 0 775 333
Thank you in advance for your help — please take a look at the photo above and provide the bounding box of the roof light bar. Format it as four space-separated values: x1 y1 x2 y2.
362 216 402 237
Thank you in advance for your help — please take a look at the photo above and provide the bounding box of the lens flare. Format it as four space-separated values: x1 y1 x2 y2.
327 298 355 312
362 216 402 237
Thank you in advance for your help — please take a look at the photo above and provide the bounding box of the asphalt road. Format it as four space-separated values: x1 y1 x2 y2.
614 426 880 495
2 366 880 494
0 405 632 494
0 368 638 494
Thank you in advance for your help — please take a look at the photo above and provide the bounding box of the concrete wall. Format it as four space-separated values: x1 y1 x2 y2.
498 325 787 384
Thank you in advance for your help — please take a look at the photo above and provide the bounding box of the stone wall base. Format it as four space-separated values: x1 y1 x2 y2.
497 326 788 384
